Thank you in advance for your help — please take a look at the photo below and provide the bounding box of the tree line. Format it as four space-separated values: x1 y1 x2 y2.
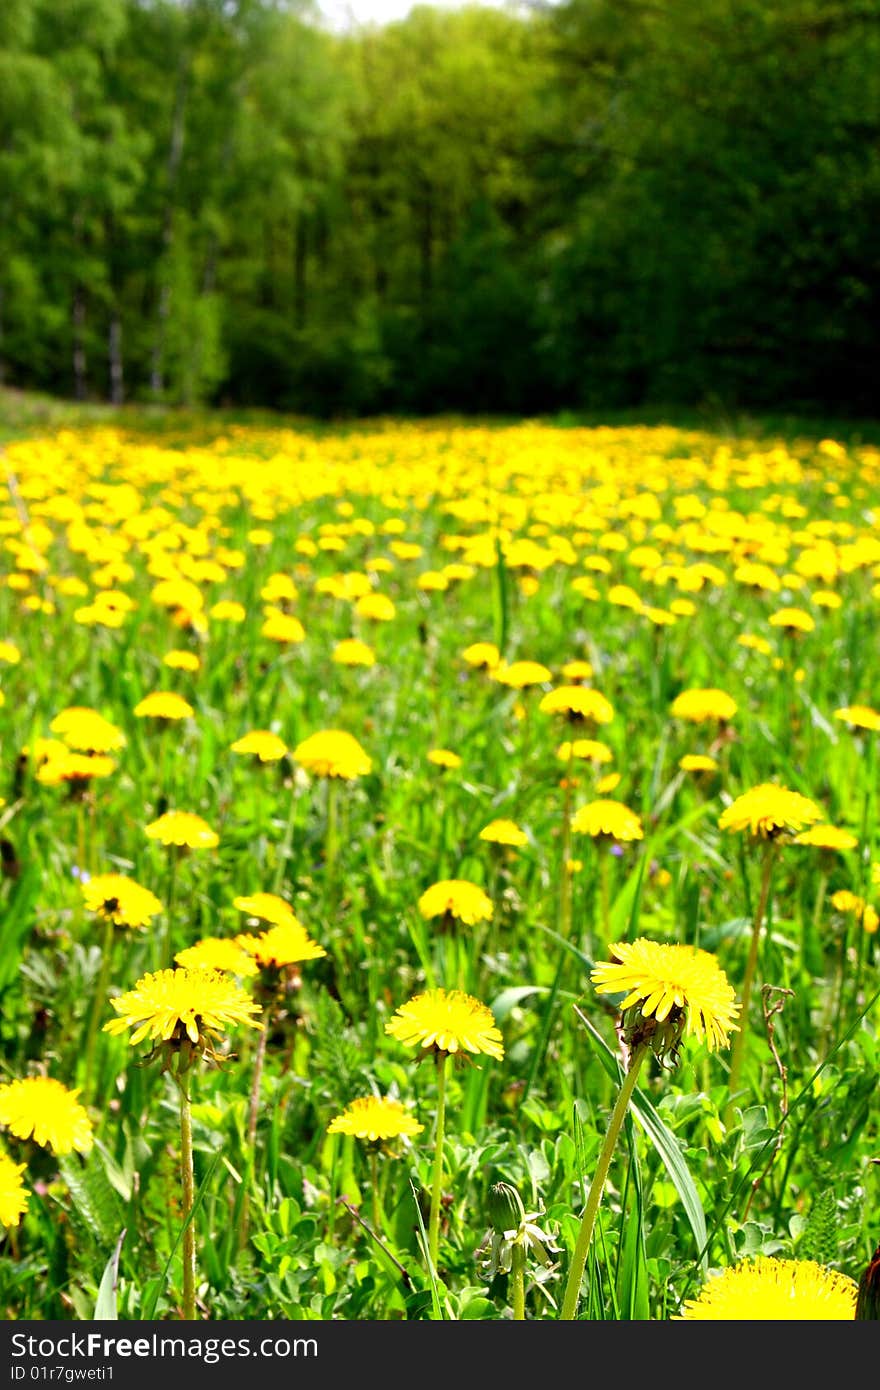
2 0 878 417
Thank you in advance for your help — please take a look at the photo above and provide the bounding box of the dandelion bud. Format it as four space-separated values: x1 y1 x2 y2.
487 1180 525 1235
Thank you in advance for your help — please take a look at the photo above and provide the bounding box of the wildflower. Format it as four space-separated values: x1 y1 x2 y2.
834 705 880 733
133 691 194 721
556 739 613 765
792 825 858 851
385 988 504 1060
572 799 644 842
0 1151 28 1228
0 641 21 665
103 967 262 1053
477 1180 560 1282
539 686 614 724
493 660 552 689
596 771 621 795
769 607 815 634
238 919 327 969
670 688 737 723
332 638 376 667
462 642 500 671
560 659 593 682
0 1077 93 1156
679 754 719 773
261 611 305 644
81 874 163 928
479 819 528 847
718 784 823 840
163 650 201 672
37 751 116 788
679 1257 858 1320
145 810 219 850
175 937 259 977
427 748 461 769
230 730 288 762
233 891 298 926
417 879 493 925
293 729 372 780
830 890 878 933
591 939 739 1056
355 593 396 621
327 1096 424 1142
210 599 246 623
49 707 125 753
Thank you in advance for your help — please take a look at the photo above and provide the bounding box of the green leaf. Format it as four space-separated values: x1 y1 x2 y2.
93 1230 126 1321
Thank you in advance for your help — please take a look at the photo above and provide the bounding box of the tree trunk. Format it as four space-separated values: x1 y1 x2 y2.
150 62 189 397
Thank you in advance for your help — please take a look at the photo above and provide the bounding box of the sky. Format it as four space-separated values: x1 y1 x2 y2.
316 0 526 33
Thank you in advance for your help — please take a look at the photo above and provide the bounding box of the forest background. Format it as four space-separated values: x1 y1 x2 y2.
1 0 878 420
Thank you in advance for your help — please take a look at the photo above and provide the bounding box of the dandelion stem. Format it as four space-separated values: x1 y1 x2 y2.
324 778 339 899
82 914 114 1102
177 1070 197 1321
511 1242 526 1320
163 845 179 969
428 1050 448 1272
726 842 777 1121
238 1006 271 1250
560 1042 648 1320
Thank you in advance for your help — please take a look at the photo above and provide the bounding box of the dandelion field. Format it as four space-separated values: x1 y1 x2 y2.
1 415 878 1322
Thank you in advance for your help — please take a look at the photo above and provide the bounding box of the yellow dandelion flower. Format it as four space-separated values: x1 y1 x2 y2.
596 771 621 794
679 1257 858 1320
133 691 194 721
462 642 500 671
81 873 163 928
493 659 552 689
769 607 815 633
679 754 719 773
0 1077 93 1156
145 810 219 850
103 967 262 1048
163 650 201 672
427 748 462 769
0 1151 29 1228
718 784 823 840
385 988 504 1059
327 1096 424 1142
670 688 738 723
417 879 493 924
0 641 22 665
233 891 298 926
560 659 594 682
230 730 288 762
556 739 613 765
293 729 372 780
834 705 880 732
479 819 528 847
175 937 259 977
572 799 644 841
261 611 305 644
737 633 772 655
591 939 739 1053
539 686 614 724
49 707 125 753
37 752 116 786
332 638 376 667
239 919 327 969
792 825 858 851
355 593 396 622
210 599 246 623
